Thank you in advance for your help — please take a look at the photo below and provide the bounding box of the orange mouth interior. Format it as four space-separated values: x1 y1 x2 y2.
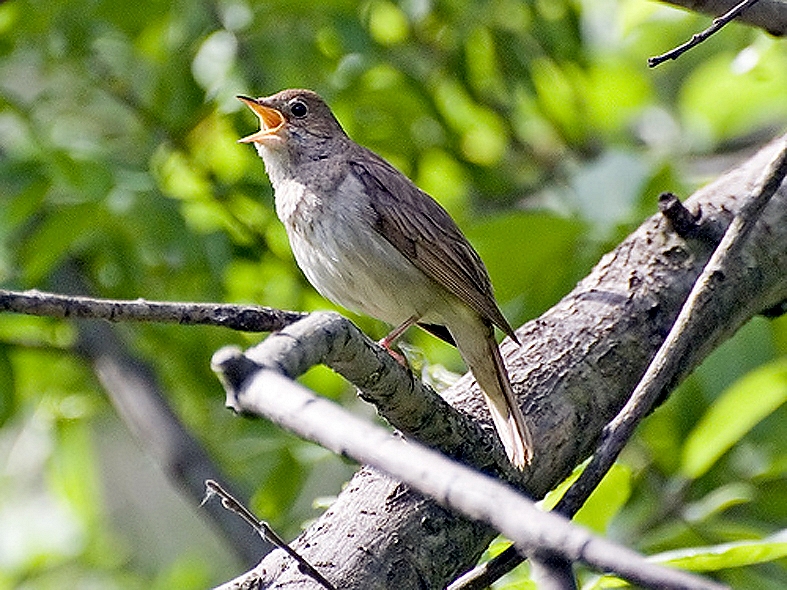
237 96 285 143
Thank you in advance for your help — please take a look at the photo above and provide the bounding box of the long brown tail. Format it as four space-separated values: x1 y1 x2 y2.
451 317 534 468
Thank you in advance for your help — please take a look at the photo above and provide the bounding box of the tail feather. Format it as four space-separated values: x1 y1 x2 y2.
484 342 533 468
450 317 534 468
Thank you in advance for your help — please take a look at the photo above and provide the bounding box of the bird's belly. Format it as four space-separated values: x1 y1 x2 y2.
290 217 442 325
276 180 447 326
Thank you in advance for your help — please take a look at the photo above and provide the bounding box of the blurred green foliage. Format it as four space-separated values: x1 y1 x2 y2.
0 0 786 587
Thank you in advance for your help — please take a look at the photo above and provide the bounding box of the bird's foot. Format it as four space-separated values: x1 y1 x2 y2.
378 338 409 367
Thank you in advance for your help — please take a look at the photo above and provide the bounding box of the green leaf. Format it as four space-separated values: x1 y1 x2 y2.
653 531 787 572
583 532 787 588
681 360 787 479
50 419 103 529
0 345 15 427
584 58 652 135
467 212 586 320
539 462 631 534
19 203 108 283
680 41 787 142
432 78 509 166
574 463 632 534
367 0 410 46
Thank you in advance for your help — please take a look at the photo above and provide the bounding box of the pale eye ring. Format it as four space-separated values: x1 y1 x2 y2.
290 100 308 118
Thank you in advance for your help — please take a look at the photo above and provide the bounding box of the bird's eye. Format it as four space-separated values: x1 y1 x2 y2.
290 100 308 118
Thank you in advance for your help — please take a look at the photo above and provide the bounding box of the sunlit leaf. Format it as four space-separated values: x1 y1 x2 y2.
584 533 787 589
655 531 787 572
680 41 787 142
681 360 787 479
367 0 409 45
574 464 632 534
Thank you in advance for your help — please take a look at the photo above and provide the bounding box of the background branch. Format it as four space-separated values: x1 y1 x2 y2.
0 289 305 333
51 266 269 567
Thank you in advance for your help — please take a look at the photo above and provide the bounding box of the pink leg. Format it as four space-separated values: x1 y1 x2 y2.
379 315 419 365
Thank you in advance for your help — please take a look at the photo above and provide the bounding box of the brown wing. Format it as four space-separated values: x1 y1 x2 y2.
349 150 517 341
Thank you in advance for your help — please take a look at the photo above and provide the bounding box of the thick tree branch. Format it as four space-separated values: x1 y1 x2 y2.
561 130 787 512
3 135 786 588
662 0 787 36
211 358 727 590
219 310 519 479
465 129 787 590
216 134 787 589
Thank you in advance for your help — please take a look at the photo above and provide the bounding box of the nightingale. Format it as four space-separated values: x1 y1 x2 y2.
237 89 533 468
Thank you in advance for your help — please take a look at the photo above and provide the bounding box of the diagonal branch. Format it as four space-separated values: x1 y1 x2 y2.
211 350 728 590
49 265 271 567
559 127 787 514
226 134 787 590
224 310 520 479
450 133 787 590
3 134 786 590
649 0 762 67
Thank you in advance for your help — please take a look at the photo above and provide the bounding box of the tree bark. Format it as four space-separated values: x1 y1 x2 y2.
220 135 787 589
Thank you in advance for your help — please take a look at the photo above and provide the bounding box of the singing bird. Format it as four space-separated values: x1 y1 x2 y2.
238 89 533 468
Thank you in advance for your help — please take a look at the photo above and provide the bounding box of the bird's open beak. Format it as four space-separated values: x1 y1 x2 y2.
237 95 285 143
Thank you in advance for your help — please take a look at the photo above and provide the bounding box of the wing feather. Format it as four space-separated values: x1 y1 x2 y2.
349 151 516 340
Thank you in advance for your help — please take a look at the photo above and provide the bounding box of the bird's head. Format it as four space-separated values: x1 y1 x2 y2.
237 89 346 164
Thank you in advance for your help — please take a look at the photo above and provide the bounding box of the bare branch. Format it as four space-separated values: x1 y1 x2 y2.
649 0 762 67
211 355 728 590
75 312 269 566
0 289 305 332
204 480 336 590
559 133 787 514
220 310 519 479
45 264 270 566
224 133 787 590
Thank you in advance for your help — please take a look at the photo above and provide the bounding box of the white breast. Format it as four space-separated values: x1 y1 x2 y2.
273 173 451 327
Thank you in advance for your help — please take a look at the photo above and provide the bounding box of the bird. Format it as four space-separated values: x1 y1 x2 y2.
237 89 533 468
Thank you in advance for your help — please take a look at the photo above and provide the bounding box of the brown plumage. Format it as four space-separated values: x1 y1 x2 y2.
238 89 533 467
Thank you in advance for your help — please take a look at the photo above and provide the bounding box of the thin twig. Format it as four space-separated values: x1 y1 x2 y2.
649 0 762 67
204 479 337 590
0 289 305 332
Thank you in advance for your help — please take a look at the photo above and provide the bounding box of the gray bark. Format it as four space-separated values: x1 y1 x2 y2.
221 135 787 588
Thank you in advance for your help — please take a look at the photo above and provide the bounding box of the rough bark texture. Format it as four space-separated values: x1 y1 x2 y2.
224 136 787 589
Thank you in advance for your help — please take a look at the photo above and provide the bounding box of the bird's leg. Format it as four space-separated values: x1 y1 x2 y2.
378 315 419 366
